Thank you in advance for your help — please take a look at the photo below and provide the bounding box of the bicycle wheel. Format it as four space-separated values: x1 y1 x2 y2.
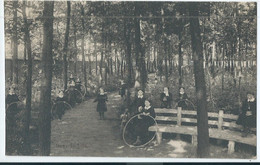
51 101 72 120
74 89 84 103
79 84 87 97
174 99 196 110
123 114 157 148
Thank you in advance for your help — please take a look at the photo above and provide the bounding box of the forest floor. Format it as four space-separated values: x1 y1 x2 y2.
50 91 255 159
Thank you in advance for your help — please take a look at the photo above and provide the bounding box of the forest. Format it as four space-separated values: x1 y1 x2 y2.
4 1 256 158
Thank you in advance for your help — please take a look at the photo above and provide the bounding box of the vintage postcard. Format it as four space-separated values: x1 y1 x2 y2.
3 0 257 160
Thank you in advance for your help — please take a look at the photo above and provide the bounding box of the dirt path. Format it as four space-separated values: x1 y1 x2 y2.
50 91 250 158
50 92 184 157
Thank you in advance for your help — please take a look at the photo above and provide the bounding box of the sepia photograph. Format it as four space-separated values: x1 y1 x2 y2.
4 0 257 159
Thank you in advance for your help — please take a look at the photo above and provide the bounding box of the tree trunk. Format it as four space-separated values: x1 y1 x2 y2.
189 3 209 158
72 14 77 76
80 4 87 88
63 1 71 91
178 33 183 87
22 0 33 154
95 41 98 75
164 39 168 83
39 1 54 156
124 18 133 87
12 1 18 85
134 3 147 90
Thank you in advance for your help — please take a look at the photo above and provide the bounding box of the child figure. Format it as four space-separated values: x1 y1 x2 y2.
132 89 146 115
54 90 68 120
133 99 156 146
67 80 77 107
6 87 20 125
177 87 189 109
160 87 173 108
75 78 82 92
236 92 256 137
94 87 108 120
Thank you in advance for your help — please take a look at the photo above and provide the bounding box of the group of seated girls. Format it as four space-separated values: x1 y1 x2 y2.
160 86 188 109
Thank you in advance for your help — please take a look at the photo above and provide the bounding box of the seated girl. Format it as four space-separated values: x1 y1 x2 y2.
133 99 156 146
236 92 256 137
176 87 189 109
160 87 173 108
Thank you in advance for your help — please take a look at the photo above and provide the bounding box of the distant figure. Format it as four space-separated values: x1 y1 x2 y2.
133 99 156 146
69 74 75 83
6 87 20 127
160 87 173 108
67 80 77 107
177 87 189 109
132 89 145 115
94 87 108 120
119 80 127 99
236 92 256 137
6 87 20 114
54 90 68 120
75 78 82 92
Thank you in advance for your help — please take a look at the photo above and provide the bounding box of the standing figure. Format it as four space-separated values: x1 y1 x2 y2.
94 87 108 120
6 87 20 124
160 87 173 108
54 90 68 120
75 78 82 92
119 80 127 99
69 73 75 84
236 92 256 137
67 80 77 107
131 89 145 115
177 87 189 109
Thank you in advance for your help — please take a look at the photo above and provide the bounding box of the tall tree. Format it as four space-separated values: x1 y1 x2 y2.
63 1 71 91
12 0 18 85
80 3 87 88
38 1 54 156
189 3 209 157
134 2 147 90
22 0 33 154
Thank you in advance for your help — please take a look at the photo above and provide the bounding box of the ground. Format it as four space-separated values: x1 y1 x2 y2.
50 92 256 159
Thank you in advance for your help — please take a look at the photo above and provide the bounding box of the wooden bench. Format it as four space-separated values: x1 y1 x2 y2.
148 107 256 154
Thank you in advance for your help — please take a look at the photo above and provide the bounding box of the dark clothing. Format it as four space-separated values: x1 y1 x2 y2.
53 96 68 119
177 93 188 109
94 94 108 112
75 82 81 92
236 99 256 128
160 92 173 108
132 96 145 114
134 106 156 144
67 87 77 107
119 84 127 97
6 94 19 114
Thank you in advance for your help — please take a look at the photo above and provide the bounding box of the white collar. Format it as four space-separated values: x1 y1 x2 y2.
145 106 151 110
138 95 143 98
248 98 255 102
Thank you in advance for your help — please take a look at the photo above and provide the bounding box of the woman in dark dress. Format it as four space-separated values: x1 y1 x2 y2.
53 90 68 120
67 80 77 107
133 99 156 146
94 87 108 120
119 80 127 99
236 92 256 137
177 87 189 109
75 78 82 92
160 87 173 108
6 87 20 115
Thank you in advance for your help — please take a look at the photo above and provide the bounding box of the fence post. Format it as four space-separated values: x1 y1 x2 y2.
218 110 224 130
177 107 182 126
